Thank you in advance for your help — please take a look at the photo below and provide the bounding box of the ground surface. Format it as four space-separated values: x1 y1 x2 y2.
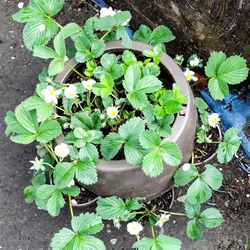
0 0 249 250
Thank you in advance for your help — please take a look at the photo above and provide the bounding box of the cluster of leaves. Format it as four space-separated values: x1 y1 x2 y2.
205 51 249 100
195 97 241 163
174 164 224 240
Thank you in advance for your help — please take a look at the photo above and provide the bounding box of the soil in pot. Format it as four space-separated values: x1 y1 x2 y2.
193 126 221 164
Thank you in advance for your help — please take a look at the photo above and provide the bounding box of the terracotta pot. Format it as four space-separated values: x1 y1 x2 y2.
55 41 198 200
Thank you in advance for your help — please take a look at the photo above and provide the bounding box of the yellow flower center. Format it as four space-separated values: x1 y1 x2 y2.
110 110 117 117
49 89 55 96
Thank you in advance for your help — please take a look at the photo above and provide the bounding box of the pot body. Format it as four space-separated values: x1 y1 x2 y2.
55 41 197 200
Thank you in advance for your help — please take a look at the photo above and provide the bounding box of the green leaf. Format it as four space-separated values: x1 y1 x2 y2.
79 143 98 161
136 75 162 93
201 164 223 189
5 111 28 136
195 97 208 112
36 120 62 143
59 22 83 39
186 179 212 204
54 162 74 188
124 139 145 165
15 104 37 134
149 25 175 45
133 25 152 44
23 17 58 50
36 184 56 200
127 90 149 110
23 96 54 122
24 186 37 203
187 219 203 241
185 202 201 219
114 11 131 26
118 117 145 140
174 164 199 186
160 141 182 166
217 128 241 163
50 228 75 250
33 46 58 59
217 55 249 84
96 196 127 220
51 212 105 250
100 133 124 160
53 33 66 59
142 150 163 177
71 213 104 234
74 160 97 185
140 131 161 149
132 235 182 250
40 0 65 16
122 50 137 65
123 65 141 92
205 51 226 78
92 73 114 98
48 58 64 76
199 208 223 228
208 77 229 101
47 190 65 216
116 26 132 48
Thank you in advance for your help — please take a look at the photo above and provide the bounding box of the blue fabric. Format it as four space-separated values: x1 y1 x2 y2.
90 0 134 38
200 90 250 158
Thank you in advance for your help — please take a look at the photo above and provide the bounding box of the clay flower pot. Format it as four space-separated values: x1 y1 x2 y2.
55 41 198 200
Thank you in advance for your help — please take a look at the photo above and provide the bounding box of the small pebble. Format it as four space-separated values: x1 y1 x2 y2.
219 168 222 171
173 220 176 224
110 239 117 245
107 229 111 233
11 56 15 60
246 194 250 198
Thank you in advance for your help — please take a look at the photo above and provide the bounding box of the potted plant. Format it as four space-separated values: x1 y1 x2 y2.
5 1 247 249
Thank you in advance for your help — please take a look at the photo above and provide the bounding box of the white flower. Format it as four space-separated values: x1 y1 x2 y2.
71 199 77 205
100 7 116 18
113 218 121 229
184 68 198 82
64 85 77 99
127 222 143 236
82 79 96 91
107 106 119 119
182 163 191 171
30 157 45 171
208 113 220 128
41 86 61 104
54 143 70 158
39 24 46 32
63 123 69 129
64 56 69 62
18 2 24 9
155 214 171 227
100 114 106 120
67 179 75 187
189 57 200 67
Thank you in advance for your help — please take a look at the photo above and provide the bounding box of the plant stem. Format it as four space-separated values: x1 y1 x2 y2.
130 211 146 215
111 93 118 100
191 77 208 87
42 162 54 169
191 151 194 164
64 62 88 80
43 144 59 163
68 196 74 219
56 105 72 116
87 91 91 107
151 225 155 238
100 29 113 41
159 210 186 216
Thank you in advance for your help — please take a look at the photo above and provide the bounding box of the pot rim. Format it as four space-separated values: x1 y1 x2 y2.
55 40 195 171
194 125 222 166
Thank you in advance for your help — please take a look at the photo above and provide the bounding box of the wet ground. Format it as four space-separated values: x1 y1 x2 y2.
0 0 249 249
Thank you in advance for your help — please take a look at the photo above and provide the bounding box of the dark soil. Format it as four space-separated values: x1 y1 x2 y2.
73 186 98 204
244 117 250 140
193 127 221 164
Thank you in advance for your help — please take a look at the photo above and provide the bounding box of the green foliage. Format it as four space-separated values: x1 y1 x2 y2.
174 164 223 204
51 213 105 250
205 52 249 100
140 131 182 177
96 196 142 221
12 0 64 50
195 97 209 125
93 53 123 80
101 117 145 165
5 103 61 144
185 202 223 240
132 235 182 250
217 128 241 163
133 24 175 46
